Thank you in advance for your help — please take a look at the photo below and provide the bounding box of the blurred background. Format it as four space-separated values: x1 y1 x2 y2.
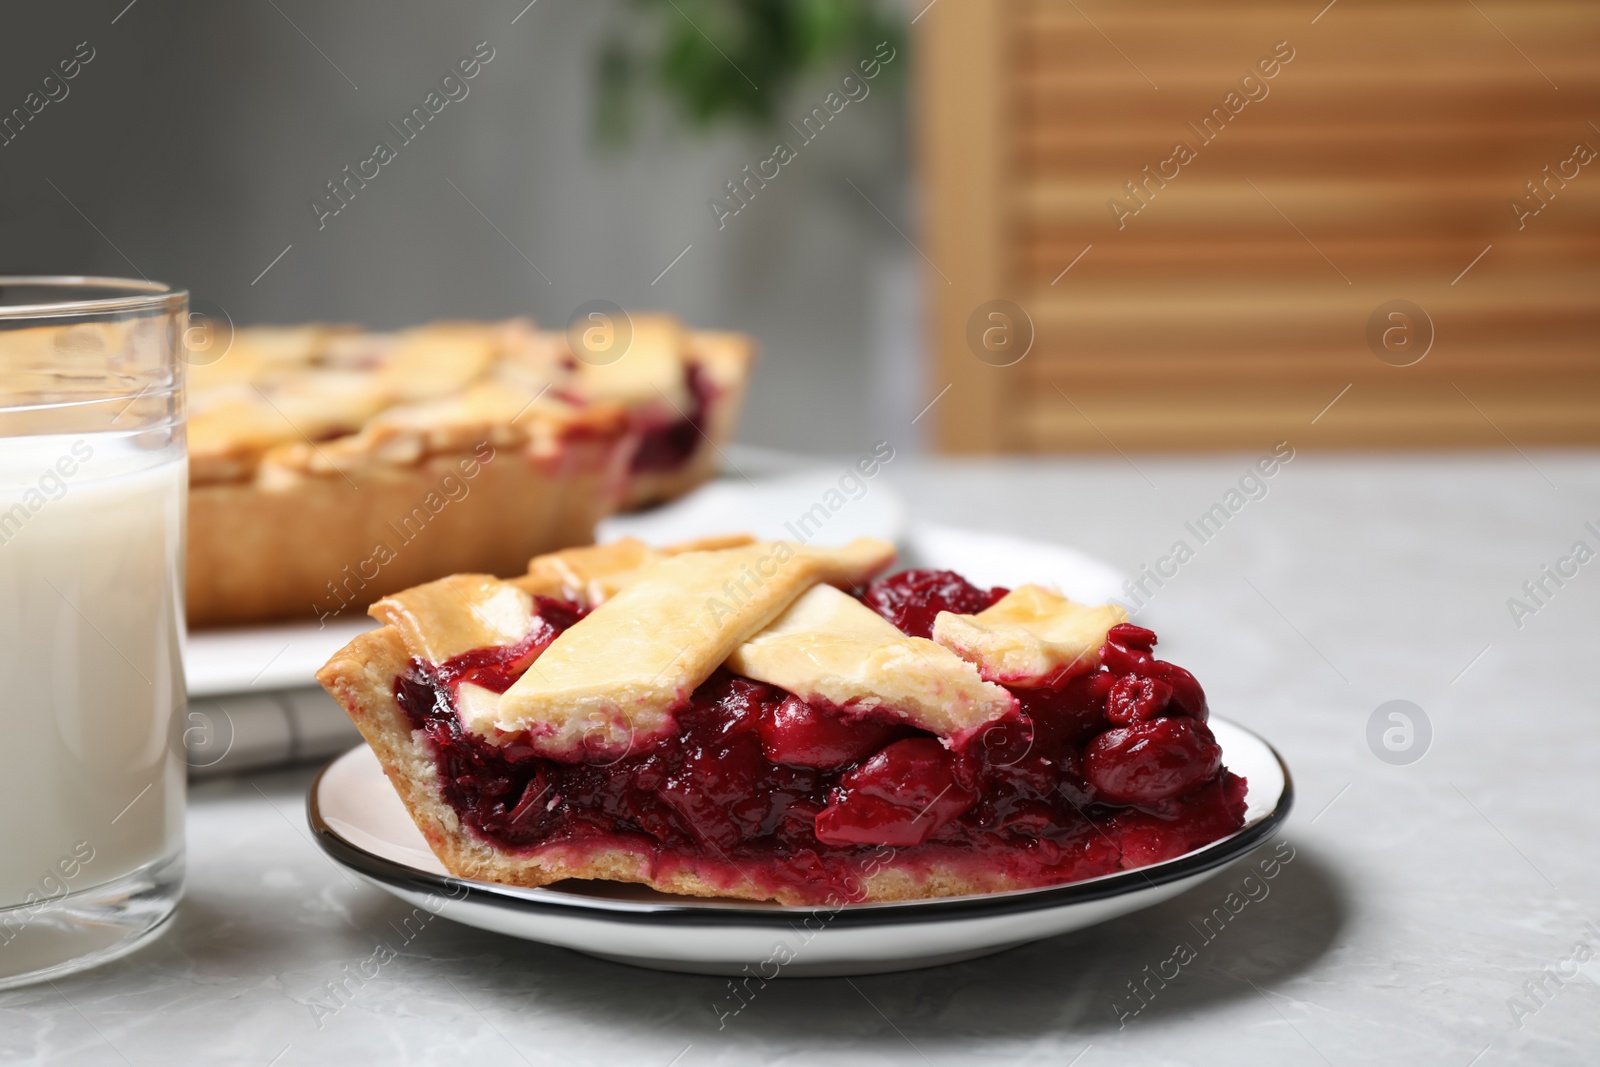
2 0 1596 456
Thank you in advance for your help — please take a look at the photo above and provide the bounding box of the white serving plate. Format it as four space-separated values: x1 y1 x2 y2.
308 718 1290 977
596 467 909 547
185 616 378 698
904 522 1127 607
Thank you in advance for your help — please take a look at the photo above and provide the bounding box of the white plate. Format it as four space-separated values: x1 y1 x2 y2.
186 616 378 698
597 467 909 547
904 522 1128 607
309 719 1290 977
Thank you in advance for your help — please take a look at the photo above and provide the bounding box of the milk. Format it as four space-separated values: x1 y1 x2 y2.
0 432 185 907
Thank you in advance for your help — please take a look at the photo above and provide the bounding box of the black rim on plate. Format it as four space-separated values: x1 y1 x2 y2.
307 726 1293 929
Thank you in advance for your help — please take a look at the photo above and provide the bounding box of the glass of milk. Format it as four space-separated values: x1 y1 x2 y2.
0 277 187 987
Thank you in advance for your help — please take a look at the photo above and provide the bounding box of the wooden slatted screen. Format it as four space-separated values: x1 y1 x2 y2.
920 0 1600 452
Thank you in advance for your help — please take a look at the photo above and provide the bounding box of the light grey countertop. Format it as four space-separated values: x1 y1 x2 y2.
5 452 1598 1066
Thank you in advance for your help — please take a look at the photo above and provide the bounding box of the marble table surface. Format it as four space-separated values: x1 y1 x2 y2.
5 452 1598 1066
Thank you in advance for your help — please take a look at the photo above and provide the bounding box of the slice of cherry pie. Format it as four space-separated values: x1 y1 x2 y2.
317 536 1246 905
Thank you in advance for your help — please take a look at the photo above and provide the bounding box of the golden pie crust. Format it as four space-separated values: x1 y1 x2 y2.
932 585 1128 687
491 538 897 758
727 584 1017 738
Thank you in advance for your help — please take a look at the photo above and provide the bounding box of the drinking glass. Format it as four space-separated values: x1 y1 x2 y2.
0 277 187 987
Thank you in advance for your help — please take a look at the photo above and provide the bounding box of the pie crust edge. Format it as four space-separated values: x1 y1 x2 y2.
188 439 622 628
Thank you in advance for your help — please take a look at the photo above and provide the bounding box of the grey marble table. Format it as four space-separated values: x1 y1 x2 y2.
6 453 1598 1066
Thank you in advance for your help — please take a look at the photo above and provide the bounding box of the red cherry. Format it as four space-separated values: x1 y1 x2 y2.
1083 718 1222 806
850 739 969 807
756 695 903 769
1105 675 1173 725
1100 629 1209 722
815 739 977 846
1016 672 1113 753
1149 661 1209 721
861 570 1008 638
1107 623 1158 651
1100 637 1149 676
659 739 768 848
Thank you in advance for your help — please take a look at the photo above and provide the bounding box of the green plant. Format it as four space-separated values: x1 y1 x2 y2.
597 0 904 141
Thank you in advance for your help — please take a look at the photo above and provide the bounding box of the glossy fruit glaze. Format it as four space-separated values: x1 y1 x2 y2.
629 364 712 473
393 572 1247 903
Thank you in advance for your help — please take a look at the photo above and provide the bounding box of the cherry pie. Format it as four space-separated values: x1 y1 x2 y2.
187 316 750 626
317 536 1246 905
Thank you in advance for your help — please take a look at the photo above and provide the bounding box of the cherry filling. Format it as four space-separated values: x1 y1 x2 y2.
393 572 1246 901
860 568 1009 639
630 363 714 473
